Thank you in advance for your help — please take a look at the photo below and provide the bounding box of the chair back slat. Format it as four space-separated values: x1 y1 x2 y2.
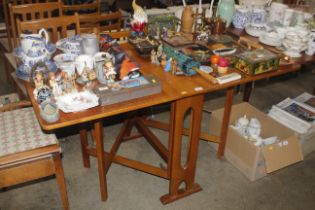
2 0 60 51
79 11 122 34
9 2 62 48
61 0 100 15
17 14 80 43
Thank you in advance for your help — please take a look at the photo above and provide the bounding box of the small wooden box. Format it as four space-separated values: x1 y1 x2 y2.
234 49 280 75
94 76 161 106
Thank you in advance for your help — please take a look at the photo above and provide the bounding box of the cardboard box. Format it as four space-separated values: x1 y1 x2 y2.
297 129 315 157
209 102 303 181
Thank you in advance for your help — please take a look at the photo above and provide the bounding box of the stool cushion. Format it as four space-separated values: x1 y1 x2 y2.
0 107 57 157
0 93 20 107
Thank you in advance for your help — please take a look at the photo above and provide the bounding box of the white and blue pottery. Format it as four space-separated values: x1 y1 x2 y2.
17 29 55 67
232 8 251 29
56 35 83 55
16 61 57 81
251 8 266 28
20 28 48 54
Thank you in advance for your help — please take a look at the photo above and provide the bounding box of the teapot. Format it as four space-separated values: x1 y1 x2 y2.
20 28 49 55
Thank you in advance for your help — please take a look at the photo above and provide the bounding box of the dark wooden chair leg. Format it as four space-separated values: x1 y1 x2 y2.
53 154 70 210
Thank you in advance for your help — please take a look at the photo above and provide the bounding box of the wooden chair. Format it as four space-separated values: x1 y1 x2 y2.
78 11 122 34
16 14 80 43
9 2 62 49
0 95 69 210
61 0 100 15
1 0 59 52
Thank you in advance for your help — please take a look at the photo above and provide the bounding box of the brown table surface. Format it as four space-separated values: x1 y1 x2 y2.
25 43 302 204
25 44 302 131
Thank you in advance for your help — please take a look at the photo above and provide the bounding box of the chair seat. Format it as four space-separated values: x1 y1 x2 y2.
0 107 57 157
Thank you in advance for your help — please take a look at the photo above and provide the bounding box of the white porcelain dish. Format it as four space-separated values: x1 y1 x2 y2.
259 32 282 47
56 91 99 113
245 25 266 37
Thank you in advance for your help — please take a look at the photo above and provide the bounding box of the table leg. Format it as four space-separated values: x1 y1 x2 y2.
243 82 253 102
79 127 90 168
217 87 234 158
93 120 108 201
160 94 204 204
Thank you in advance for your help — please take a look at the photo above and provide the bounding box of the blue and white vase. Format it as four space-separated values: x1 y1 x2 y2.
232 8 251 29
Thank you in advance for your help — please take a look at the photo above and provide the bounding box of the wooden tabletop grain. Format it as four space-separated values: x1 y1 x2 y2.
25 43 302 131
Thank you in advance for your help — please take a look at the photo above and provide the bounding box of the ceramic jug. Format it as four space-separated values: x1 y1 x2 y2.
20 28 49 55
217 0 235 27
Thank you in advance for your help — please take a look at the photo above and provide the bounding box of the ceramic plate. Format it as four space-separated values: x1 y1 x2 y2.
245 25 266 37
56 91 99 113
259 33 282 47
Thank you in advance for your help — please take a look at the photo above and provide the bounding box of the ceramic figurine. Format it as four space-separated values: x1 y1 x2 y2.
157 44 163 59
247 118 261 139
233 115 249 136
62 72 74 93
171 58 178 75
48 72 62 96
131 0 148 37
70 74 78 92
160 53 167 68
33 71 45 98
103 60 116 83
151 50 158 64
164 58 172 72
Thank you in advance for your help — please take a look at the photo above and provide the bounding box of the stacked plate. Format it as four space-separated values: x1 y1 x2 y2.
259 32 283 47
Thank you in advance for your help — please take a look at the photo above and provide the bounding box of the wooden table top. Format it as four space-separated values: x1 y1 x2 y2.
25 43 302 131
228 27 315 65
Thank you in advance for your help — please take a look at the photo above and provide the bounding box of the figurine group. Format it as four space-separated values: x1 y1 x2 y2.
33 69 78 103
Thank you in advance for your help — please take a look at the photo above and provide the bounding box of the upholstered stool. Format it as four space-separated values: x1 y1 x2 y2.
0 107 69 210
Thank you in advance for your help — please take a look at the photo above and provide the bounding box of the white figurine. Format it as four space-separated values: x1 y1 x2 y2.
247 118 261 140
48 72 62 96
150 49 159 65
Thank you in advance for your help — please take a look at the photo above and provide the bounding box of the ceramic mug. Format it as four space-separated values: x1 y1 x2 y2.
232 8 251 29
251 8 266 27
268 2 288 23
82 34 99 56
